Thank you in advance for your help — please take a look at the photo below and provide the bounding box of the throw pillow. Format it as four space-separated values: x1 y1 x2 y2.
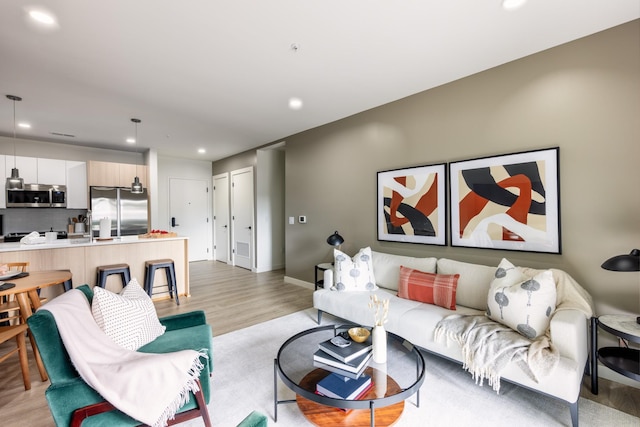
371 251 437 291
486 260 557 339
397 266 459 310
436 258 496 310
333 247 378 291
92 278 166 350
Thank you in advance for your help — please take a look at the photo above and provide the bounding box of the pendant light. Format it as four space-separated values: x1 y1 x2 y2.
5 95 24 190
130 118 144 194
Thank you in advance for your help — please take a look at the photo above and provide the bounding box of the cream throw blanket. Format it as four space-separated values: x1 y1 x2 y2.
41 289 206 427
434 268 593 394
434 315 559 393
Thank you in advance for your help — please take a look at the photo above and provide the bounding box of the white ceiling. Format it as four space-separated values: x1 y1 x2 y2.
0 1 638 162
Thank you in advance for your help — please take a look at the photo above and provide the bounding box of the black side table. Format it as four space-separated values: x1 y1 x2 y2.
314 263 333 290
590 314 640 394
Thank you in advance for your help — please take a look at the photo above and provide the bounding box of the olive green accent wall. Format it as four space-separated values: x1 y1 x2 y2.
284 20 640 315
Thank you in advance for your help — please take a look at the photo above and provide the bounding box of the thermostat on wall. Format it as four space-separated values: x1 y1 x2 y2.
299 215 307 224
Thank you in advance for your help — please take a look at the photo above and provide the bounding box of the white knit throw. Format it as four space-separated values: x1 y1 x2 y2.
41 289 206 427
434 314 559 393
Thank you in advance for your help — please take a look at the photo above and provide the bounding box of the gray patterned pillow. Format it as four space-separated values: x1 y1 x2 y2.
92 278 166 350
486 259 557 339
332 247 378 292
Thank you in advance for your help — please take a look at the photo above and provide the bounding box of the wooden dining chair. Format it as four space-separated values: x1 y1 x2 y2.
0 323 31 390
0 262 31 325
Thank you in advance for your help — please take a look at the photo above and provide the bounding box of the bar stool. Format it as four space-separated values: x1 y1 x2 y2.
96 264 131 289
144 259 179 305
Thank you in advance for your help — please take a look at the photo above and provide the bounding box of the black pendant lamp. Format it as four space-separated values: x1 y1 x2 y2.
130 118 143 194
6 95 24 190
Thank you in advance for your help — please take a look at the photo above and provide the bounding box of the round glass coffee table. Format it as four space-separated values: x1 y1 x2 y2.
274 324 425 427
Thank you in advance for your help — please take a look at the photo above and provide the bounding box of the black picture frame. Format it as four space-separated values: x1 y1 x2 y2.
449 147 561 254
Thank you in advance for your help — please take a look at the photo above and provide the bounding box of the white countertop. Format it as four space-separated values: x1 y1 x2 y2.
0 235 187 252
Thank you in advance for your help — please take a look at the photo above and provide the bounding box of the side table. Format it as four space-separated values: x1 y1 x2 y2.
314 263 333 290
590 314 640 394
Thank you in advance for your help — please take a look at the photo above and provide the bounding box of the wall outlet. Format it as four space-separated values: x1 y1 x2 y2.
288 216 295 225
299 215 307 224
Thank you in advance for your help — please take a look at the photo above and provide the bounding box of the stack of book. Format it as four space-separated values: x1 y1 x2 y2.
313 335 373 379
315 372 373 400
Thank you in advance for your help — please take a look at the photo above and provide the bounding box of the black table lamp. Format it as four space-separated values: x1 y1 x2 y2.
326 231 344 249
601 249 640 323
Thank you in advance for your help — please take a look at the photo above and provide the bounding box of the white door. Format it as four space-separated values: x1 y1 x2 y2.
169 178 210 261
231 167 254 270
213 173 230 263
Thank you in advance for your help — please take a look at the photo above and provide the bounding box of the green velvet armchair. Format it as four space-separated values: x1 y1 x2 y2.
27 285 213 427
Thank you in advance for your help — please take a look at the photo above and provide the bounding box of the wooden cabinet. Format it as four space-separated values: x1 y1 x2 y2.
88 161 148 188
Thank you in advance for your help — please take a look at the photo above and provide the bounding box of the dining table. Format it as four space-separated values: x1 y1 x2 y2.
0 270 73 382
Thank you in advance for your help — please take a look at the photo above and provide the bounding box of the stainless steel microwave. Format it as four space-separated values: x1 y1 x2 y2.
6 184 67 208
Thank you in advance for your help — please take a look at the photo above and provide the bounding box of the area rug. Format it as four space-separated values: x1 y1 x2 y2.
182 309 639 427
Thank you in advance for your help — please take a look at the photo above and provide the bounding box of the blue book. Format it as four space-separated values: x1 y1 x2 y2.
316 372 372 400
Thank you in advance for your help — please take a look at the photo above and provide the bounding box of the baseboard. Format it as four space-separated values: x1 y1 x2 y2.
284 275 314 290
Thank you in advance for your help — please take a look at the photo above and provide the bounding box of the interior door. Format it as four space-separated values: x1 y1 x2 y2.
231 167 254 270
213 173 230 263
169 178 210 261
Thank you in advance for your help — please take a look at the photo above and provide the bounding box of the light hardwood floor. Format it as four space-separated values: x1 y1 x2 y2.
0 260 638 426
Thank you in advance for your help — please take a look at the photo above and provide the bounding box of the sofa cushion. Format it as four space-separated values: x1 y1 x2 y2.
436 258 495 310
486 259 557 339
333 247 378 291
92 279 166 350
398 266 459 310
371 251 437 291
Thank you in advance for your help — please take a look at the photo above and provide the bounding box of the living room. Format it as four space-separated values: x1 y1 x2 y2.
0 2 638 426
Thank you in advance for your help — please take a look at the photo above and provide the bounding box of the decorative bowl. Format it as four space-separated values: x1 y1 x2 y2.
348 327 370 343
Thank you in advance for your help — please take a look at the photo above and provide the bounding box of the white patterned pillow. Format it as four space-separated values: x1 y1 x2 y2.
332 247 378 292
92 278 166 350
486 259 557 339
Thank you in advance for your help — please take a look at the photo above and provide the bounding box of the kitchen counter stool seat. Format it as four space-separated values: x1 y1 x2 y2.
144 259 179 305
96 264 131 289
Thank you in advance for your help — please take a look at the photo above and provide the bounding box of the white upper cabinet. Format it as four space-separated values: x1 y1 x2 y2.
66 161 88 209
7 156 38 184
37 158 67 185
0 154 5 208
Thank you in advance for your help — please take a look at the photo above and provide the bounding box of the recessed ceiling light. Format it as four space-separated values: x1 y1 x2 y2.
198 148 206 154
288 97 303 110
502 0 527 10
27 8 57 26
18 122 31 129
126 137 136 144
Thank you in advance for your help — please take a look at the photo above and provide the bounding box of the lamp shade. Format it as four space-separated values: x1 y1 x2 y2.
326 231 344 247
131 176 143 194
601 249 640 272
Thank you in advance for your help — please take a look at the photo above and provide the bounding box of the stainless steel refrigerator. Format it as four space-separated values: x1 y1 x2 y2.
90 186 149 237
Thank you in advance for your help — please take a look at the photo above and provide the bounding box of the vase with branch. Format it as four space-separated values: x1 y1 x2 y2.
369 294 389 363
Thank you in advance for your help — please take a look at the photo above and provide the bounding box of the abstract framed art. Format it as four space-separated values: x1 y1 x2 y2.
377 163 446 245
449 147 560 253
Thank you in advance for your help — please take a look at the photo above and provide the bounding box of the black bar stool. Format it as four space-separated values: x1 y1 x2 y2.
96 264 131 289
144 259 179 305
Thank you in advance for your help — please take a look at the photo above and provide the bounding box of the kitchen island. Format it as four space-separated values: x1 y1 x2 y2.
0 236 189 301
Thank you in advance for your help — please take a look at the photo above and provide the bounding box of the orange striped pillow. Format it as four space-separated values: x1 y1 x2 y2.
398 266 459 310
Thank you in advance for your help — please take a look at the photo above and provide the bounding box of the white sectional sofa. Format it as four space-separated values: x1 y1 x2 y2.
313 250 594 427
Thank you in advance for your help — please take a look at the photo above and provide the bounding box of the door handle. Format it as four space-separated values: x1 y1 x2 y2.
223 225 228 228
246 226 252 230
171 217 180 227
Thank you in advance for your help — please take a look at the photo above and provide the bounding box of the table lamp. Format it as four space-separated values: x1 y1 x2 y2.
326 231 344 250
601 248 640 324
